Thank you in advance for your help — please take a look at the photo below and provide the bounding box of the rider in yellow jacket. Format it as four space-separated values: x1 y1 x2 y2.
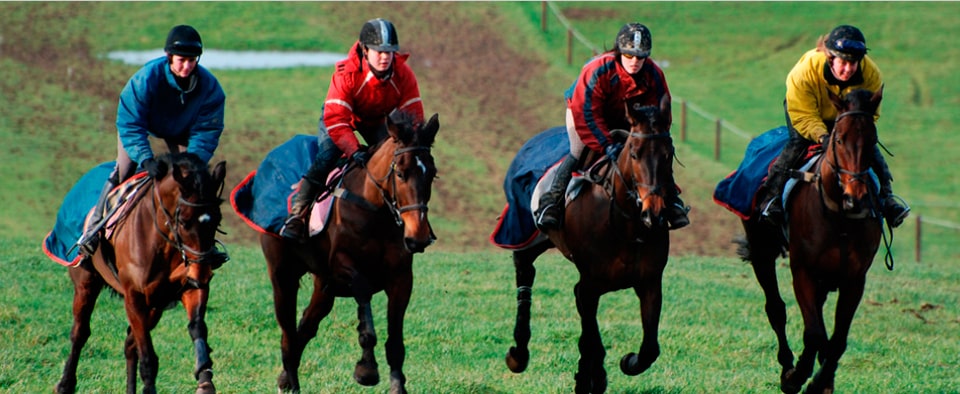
761 25 909 227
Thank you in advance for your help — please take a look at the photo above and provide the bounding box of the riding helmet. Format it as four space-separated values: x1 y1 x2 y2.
825 25 867 62
616 23 652 58
359 18 399 52
164 25 203 57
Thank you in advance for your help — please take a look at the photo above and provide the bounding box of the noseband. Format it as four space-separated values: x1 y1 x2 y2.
151 180 223 265
611 130 673 207
826 110 875 188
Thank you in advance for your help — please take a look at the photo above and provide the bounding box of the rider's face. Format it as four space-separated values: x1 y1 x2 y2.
620 53 646 75
169 54 199 78
365 47 395 73
830 57 859 82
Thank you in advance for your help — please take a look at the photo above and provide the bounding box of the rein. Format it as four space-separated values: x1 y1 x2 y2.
151 178 223 265
344 145 432 227
608 129 673 209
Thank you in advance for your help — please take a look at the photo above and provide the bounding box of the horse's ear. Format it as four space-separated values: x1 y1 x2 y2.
623 99 639 125
828 89 845 112
419 113 439 146
659 94 671 117
212 161 227 185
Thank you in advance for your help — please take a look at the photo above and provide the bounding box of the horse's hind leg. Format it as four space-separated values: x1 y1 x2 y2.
352 275 380 387
55 267 104 394
784 271 829 394
263 236 308 393
384 269 414 394
807 280 865 394
573 282 607 394
124 294 163 394
506 241 550 373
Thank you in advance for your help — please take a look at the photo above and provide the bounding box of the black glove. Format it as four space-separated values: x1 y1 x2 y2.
604 142 624 160
141 158 165 178
351 150 368 166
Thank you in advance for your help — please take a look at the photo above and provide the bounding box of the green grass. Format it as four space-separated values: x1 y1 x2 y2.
1 2 958 392
2 237 957 393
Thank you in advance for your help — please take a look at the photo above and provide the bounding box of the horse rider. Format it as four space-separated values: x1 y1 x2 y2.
76 25 226 258
759 24 909 227
535 22 690 232
280 18 425 241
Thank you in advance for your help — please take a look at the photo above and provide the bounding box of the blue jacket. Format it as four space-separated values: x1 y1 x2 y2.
117 57 226 164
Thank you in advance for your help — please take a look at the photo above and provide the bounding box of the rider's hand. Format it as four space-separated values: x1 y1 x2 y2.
140 158 165 178
818 134 829 146
351 150 368 166
604 142 624 160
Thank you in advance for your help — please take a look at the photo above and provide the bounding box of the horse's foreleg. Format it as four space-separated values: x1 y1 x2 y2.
573 282 607 394
749 255 795 377
182 288 216 394
353 275 380 387
506 242 549 373
784 270 828 394
384 270 413 394
621 279 663 376
124 329 138 394
808 279 865 394
124 293 161 394
55 267 104 394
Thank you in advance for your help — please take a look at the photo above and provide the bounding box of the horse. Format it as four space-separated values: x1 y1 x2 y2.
260 112 439 394
737 87 885 394
505 95 675 393
55 152 227 394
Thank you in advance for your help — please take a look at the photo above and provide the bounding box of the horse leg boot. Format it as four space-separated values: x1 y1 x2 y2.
872 147 909 227
535 154 577 231
280 155 336 242
76 173 119 257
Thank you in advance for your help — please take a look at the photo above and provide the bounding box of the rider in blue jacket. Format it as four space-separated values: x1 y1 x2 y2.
76 25 226 257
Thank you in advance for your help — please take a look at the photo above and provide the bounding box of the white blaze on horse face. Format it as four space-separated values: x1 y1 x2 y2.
199 213 211 223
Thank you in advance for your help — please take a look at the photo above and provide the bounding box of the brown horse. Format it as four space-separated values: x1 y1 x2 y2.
55 152 227 394
505 96 675 393
738 87 885 394
261 112 439 394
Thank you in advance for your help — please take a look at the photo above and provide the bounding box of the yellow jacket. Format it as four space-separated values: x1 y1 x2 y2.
785 49 883 141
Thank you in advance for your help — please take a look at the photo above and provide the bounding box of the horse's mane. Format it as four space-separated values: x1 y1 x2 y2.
844 89 878 114
368 110 434 154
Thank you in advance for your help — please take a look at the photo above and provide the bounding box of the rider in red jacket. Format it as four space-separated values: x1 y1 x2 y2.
535 23 689 231
281 18 424 241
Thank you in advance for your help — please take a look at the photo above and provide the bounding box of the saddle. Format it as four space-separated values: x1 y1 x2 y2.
82 173 151 242
296 166 344 237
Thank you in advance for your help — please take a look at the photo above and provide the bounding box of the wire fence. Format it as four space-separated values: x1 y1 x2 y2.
540 1 958 262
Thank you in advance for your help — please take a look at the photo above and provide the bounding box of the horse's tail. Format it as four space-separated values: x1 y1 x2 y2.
733 235 751 262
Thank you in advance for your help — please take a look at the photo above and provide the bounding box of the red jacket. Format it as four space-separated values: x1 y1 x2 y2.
566 52 672 153
324 41 424 155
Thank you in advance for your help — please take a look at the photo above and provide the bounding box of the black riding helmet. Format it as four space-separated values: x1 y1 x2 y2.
359 18 399 52
164 25 203 57
616 23 652 58
825 25 867 62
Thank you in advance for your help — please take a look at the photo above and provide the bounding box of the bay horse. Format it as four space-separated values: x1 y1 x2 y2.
261 112 439 394
738 87 885 393
505 96 675 393
55 152 227 394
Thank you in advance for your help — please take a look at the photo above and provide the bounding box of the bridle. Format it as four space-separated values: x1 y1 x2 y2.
151 178 223 265
824 109 876 194
609 129 674 208
361 145 433 227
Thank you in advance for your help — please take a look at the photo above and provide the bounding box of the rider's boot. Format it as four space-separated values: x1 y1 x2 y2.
534 154 577 231
663 187 691 230
873 148 909 227
760 137 807 225
76 175 119 258
279 156 336 242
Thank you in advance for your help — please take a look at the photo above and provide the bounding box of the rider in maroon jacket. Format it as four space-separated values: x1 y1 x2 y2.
281 18 425 241
535 23 689 231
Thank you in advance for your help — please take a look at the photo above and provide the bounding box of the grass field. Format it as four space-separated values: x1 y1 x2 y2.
1 2 958 393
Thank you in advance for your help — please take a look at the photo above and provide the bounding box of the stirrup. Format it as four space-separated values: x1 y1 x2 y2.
535 203 562 231
883 196 910 228
279 216 307 242
76 231 100 257
666 203 690 230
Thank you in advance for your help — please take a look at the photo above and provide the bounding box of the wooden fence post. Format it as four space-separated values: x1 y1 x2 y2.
680 100 687 142
714 118 722 161
567 29 573 65
915 215 922 263
541 1 547 32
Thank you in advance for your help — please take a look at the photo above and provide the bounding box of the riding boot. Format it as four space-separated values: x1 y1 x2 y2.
535 154 577 231
872 147 909 227
280 156 337 242
77 176 119 257
663 186 690 230
760 136 808 225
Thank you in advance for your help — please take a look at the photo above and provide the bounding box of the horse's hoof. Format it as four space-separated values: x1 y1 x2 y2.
389 379 408 394
276 371 298 393
195 380 216 394
354 361 380 386
620 352 654 376
505 346 529 373
780 368 802 394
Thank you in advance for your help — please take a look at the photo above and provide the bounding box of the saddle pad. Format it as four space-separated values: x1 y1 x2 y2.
42 162 146 267
231 134 343 237
489 126 569 250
